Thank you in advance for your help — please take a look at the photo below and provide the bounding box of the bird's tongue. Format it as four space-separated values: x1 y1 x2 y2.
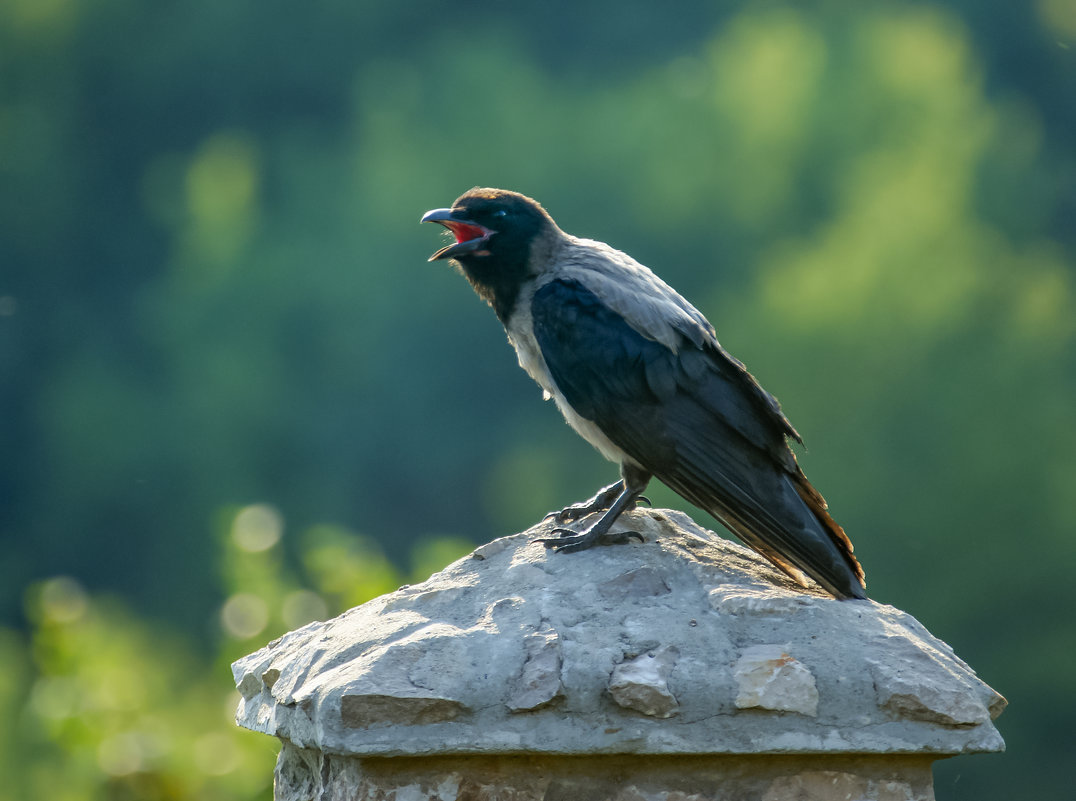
445 221 488 244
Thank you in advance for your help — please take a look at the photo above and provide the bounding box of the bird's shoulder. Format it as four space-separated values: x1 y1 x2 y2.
537 236 714 353
530 257 804 449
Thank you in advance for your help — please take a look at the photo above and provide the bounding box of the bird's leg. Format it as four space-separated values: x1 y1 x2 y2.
544 480 624 524
537 465 652 554
544 481 652 525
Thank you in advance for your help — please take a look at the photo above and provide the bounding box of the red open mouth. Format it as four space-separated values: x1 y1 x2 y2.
443 221 491 247
422 210 495 261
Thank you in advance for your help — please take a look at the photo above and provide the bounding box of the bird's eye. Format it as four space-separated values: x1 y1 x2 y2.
492 209 507 218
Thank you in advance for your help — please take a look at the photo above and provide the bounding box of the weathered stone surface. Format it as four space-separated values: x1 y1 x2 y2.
869 636 1006 726
506 627 562 712
760 769 927 801
340 693 464 728
734 644 819 717
232 509 1005 758
272 744 939 801
599 566 671 601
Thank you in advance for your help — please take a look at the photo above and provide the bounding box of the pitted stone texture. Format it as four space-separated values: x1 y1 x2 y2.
760 769 930 801
233 509 1005 758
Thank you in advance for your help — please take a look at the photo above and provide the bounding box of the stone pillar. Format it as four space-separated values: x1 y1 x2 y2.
232 510 1005 801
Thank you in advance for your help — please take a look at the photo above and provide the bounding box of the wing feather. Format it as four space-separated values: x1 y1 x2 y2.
531 277 865 599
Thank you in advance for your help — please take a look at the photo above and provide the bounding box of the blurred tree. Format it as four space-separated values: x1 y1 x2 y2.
0 507 470 801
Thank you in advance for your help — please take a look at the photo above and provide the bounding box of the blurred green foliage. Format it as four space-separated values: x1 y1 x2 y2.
2 1 1074 798
1 507 469 801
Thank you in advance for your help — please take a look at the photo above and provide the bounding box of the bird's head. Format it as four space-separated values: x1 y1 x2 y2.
420 188 556 266
421 188 560 321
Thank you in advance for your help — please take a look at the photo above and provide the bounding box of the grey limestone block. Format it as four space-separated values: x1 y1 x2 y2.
232 509 1005 760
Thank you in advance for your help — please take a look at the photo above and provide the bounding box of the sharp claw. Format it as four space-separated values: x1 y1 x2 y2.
532 527 576 548
543 506 582 524
533 528 644 553
635 495 652 508
545 538 591 555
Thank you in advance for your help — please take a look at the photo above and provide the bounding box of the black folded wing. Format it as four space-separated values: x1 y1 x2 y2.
531 277 865 599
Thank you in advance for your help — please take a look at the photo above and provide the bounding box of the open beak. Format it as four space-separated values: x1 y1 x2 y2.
420 208 495 261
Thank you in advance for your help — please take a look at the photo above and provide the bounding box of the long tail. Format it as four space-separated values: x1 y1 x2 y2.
661 443 867 600
791 472 865 591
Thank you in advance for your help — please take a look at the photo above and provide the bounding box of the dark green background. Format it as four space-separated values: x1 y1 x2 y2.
2 1 1073 798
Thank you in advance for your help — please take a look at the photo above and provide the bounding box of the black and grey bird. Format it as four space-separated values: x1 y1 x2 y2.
421 188 867 600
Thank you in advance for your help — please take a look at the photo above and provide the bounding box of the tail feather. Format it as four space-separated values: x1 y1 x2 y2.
661 436 867 600
791 473 865 589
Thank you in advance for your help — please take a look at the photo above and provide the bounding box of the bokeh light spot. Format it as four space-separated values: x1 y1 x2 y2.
37 576 88 624
97 731 149 776
220 593 269 639
185 133 259 227
29 676 80 720
231 504 283 552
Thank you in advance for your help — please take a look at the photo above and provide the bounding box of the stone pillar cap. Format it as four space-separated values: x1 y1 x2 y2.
233 511 1005 758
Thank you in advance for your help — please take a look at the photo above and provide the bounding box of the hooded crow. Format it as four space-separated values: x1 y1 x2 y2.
421 187 867 600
